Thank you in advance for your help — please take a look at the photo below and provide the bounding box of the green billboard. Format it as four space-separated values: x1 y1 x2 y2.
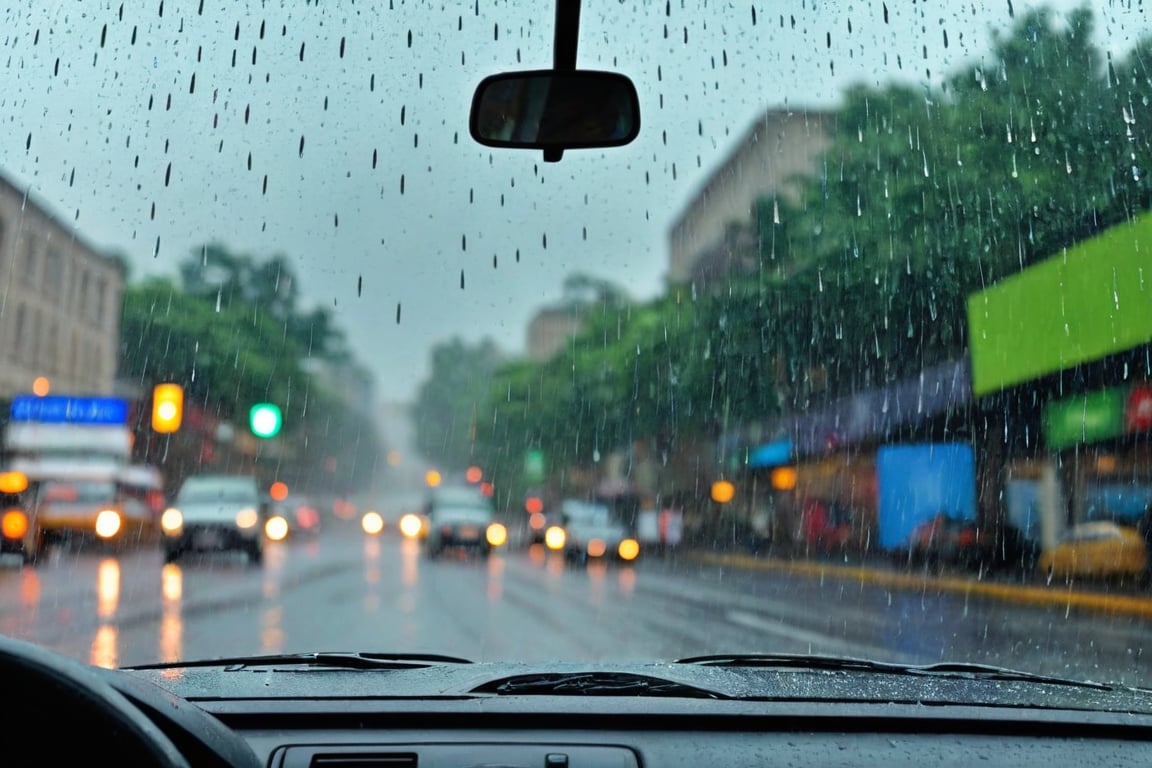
1042 389 1126 451
967 212 1152 396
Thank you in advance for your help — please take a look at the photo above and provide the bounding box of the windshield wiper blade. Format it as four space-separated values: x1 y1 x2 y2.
125 651 473 671
675 653 1114 690
472 671 727 699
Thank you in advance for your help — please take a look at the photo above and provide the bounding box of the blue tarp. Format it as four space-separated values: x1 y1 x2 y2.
748 439 792 468
876 443 977 550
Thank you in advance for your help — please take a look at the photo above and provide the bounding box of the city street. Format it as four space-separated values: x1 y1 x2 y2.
1 516 1150 687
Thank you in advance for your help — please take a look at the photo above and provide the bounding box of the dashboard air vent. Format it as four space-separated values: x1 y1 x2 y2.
310 753 417 768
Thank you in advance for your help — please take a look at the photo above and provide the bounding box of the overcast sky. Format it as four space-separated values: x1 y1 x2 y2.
1 1 1144 404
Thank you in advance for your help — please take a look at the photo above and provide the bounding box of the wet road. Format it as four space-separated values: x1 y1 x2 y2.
0 519 1149 687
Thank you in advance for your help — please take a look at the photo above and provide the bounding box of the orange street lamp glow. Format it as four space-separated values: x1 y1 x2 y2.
711 480 736 504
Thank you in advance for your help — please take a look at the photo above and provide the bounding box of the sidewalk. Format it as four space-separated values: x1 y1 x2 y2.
677 548 1152 620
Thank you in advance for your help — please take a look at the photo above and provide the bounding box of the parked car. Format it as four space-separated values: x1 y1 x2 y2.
1038 521 1148 582
160 474 267 565
907 513 985 568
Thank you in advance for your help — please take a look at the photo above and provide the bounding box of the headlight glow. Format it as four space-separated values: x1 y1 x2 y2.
486 522 508 547
161 508 183 534
618 538 640 561
94 510 122 539
544 526 566 550
264 515 289 541
398 513 423 538
235 507 259 529
361 510 385 535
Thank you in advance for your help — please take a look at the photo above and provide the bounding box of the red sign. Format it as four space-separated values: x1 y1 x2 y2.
1126 385 1152 432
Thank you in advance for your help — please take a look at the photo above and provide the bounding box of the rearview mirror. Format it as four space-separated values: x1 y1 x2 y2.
470 69 640 150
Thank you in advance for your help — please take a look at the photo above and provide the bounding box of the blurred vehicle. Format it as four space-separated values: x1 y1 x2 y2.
269 493 323 539
423 485 505 558
526 510 553 545
907 513 985 568
0 472 39 565
558 499 639 565
33 476 157 554
397 511 429 540
799 498 853 554
160 474 266 565
1038 522 1148 582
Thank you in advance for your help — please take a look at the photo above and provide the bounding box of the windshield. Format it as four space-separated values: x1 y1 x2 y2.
41 481 118 504
1 1 1152 706
175 478 258 505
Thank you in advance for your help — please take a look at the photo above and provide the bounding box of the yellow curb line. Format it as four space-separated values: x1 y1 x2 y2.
686 551 1152 620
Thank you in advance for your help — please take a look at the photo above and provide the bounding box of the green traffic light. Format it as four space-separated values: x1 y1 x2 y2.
249 403 282 438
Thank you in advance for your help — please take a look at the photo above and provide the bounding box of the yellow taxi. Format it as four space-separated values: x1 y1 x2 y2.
35 477 158 553
1038 521 1149 582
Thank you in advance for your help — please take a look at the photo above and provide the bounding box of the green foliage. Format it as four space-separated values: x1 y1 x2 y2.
120 276 304 419
412 337 504 470
760 5 1151 399
464 6 1152 494
120 245 380 493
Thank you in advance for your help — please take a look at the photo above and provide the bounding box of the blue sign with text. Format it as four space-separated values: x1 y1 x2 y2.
10 395 129 425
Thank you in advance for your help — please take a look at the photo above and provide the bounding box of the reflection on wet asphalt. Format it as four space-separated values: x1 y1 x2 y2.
0 518 1149 687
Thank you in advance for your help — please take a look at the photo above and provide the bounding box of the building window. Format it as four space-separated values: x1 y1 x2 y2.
11 304 26 363
45 321 59 374
20 236 38 289
94 275 107 324
44 248 65 300
77 269 90 319
29 309 41 369
69 330 79 377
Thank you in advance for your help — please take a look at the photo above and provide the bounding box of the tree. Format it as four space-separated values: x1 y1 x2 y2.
120 277 304 420
756 5 1135 400
412 337 504 470
121 246 382 495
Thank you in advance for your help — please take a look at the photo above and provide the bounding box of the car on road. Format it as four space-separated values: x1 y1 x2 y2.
33 477 157 555
160 474 267 565
423 486 506 558
0 472 39 564
557 500 640 565
1038 521 1149 583
269 493 323 539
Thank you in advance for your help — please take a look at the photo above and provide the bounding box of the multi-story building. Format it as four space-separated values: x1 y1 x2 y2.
526 304 586 363
667 107 834 286
0 174 125 397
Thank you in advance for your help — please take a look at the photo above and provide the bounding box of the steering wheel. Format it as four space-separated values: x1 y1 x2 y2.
0 634 190 767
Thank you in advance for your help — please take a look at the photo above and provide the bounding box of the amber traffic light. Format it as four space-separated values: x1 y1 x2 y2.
151 383 184 433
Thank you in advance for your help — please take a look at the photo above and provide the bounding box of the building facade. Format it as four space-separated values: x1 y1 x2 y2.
526 305 585 363
0 175 125 397
667 108 833 286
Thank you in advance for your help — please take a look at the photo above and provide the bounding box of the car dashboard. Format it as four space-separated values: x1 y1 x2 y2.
106 662 1152 767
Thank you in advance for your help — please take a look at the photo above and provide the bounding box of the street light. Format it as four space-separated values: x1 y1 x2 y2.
711 480 736 504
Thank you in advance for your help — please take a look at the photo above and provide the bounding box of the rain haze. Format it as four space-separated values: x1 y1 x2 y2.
0 0 1142 403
